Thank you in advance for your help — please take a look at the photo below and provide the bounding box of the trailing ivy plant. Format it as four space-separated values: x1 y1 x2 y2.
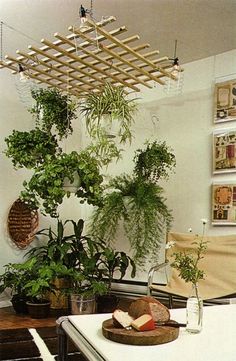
90 174 173 267
134 141 176 183
4 129 60 169
30 88 77 139
21 151 103 217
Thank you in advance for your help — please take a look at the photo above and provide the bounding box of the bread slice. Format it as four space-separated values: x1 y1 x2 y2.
129 296 170 322
131 314 155 331
112 309 134 328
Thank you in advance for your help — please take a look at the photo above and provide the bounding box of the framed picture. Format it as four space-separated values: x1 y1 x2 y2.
214 79 236 123
213 128 236 174
212 183 236 225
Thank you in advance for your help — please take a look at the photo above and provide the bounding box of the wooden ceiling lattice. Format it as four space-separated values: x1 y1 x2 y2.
0 16 176 96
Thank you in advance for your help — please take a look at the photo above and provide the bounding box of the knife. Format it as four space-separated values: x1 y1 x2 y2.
155 321 186 328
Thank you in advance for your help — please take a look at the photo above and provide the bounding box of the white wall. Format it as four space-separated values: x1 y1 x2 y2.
0 50 236 293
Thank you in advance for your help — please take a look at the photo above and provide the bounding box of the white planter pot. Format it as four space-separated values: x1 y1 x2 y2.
63 172 81 193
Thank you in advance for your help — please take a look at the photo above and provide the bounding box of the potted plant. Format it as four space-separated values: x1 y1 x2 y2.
16 258 53 318
20 151 103 217
4 129 60 169
96 248 136 313
90 174 173 267
30 88 78 139
0 263 31 314
26 218 108 313
134 140 176 183
79 82 137 144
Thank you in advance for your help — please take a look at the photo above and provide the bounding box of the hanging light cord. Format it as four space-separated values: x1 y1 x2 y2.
0 21 42 47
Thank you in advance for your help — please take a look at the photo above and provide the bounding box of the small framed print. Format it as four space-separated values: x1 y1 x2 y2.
212 183 236 225
214 79 236 123
213 128 236 174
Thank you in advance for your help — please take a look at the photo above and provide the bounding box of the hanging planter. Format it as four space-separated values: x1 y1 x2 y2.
63 172 81 193
79 82 137 144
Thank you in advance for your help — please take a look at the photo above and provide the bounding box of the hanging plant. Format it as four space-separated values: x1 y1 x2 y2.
30 88 77 139
134 141 176 183
79 82 137 144
4 129 60 169
90 174 173 267
21 151 103 217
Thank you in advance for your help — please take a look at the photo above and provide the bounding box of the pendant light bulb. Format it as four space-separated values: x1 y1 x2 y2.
18 64 29 82
79 4 90 31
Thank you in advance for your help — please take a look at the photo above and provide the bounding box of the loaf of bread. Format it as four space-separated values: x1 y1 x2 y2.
128 296 170 322
131 314 155 332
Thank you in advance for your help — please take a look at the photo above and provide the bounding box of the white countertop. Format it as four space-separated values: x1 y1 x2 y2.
68 304 236 361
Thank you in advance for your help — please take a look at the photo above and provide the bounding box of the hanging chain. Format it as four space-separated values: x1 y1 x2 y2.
90 0 94 19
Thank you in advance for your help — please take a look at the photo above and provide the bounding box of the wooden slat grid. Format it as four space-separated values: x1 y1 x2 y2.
0 16 176 96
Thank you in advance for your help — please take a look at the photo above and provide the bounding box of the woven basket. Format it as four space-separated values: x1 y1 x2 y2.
7 199 39 249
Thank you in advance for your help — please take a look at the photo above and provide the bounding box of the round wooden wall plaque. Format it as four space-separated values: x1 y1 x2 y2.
7 199 39 249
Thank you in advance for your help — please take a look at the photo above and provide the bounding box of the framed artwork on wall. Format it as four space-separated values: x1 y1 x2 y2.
212 183 236 225
214 79 236 124
213 128 236 174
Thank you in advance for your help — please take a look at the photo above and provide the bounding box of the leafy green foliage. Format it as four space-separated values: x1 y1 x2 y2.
0 263 32 297
80 83 137 143
90 174 173 267
134 141 176 182
4 129 60 169
30 88 77 139
97 248 136 292
171 237 208 285
20 151 103 217
79 83 137 165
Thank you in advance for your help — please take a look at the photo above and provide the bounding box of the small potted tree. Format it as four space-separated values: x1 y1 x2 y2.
17 258 52 318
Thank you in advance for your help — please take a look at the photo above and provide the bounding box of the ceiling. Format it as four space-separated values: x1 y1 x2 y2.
1 0 236 66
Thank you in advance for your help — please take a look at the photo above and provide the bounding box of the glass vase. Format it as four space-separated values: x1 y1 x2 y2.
186 283 203 333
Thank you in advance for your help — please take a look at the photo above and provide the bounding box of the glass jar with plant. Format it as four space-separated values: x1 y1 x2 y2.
20 151 103 217
170 220 208 333
30 88 77 139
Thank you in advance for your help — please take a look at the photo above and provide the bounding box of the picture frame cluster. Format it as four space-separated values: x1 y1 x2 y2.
212 78 236 225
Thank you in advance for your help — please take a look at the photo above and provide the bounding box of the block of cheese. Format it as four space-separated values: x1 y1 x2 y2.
129 296 170 322
131 314 155 331
112 309 134 328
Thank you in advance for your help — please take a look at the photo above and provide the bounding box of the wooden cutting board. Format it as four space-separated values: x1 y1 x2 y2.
102 319 179 345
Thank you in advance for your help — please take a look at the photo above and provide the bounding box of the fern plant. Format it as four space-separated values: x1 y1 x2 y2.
90 174 173 267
